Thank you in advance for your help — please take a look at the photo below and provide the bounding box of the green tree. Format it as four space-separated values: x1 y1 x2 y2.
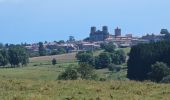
38 42 46 56
76 51 94 65
0 43 3 49
0 49 9 66
160 29 170 40
127 41 170 81
96 52 111 69
8 46 29 67
148 62 170 82
111 50 126 65
58 47 66 54
101 42 116 53
20 48 29 66
0 53 4 66
50 50 59 55
58 40 65 44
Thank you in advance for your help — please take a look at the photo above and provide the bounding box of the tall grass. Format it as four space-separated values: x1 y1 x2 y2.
0 80 170 100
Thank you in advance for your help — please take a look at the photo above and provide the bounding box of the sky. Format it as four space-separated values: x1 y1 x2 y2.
0 0 170 44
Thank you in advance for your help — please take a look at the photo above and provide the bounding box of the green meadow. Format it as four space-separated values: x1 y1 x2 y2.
0 49 169 100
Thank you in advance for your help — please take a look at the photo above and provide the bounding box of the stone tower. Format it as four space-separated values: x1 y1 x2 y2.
102 26 109 34
115 27 121 37
90 26 96 34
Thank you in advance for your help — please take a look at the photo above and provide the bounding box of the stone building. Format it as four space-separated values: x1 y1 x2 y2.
89 26 109 41
115 27 121 37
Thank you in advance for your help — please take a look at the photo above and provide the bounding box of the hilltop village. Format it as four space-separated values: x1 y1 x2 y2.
24 26 164 56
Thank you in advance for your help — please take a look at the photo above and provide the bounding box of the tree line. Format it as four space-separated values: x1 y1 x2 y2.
76 42 126 70
0 45 29 67
127 41 170 82
58 42 127 80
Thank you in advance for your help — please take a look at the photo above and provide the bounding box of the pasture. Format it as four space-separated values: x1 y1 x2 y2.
0 49 169 100
0 80 170 100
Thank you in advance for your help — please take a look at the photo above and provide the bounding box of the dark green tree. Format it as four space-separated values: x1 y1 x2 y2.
20 48 29 66
96 52 111 69
76 51 94 65
58 47 66 54
148 62 170 82
111 50 126 65
52 58 57 65
8 46 29 67
50 50 59 55
0 43 3 49
58 40 65 44
127 41 170 81
0 49 9 66
38 42 46 56
101 42 116 53
0 53 4 66
160 29 170 40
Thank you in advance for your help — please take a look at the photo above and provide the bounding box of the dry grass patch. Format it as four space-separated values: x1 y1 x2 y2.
30 53 77 62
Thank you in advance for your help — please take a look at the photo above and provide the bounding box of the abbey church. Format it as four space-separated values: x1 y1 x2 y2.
89 26 110 41
89 26 122 41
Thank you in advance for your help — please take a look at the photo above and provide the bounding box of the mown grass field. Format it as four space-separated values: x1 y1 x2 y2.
0 48 170 100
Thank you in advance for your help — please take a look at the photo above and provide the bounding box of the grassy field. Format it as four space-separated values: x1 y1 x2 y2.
30 52 77 63
0 80 170 100
0 59 126 81
0 49 170 100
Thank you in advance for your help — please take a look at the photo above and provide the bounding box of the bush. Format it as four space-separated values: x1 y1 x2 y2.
33 64 38 66
108 64 121 72
58 63 98 80
148 62 170 82
161 75 170 83
52 58 57 65
77 63 98 80
99 78 107 81
58 67 79 80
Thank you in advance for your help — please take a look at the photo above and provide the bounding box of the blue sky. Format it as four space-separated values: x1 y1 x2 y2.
0 0 170 44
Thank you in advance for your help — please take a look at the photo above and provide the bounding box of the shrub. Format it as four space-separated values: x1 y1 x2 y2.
77 63 98 80
58 67 79 80
58 63 99 80
99 78 107 81
108 64 121 72
161 75 170 83
52 58 57 65
148 62 170 82
33 64 38 66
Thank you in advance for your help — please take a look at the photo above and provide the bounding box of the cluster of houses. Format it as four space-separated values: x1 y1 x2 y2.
25 26 164 53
